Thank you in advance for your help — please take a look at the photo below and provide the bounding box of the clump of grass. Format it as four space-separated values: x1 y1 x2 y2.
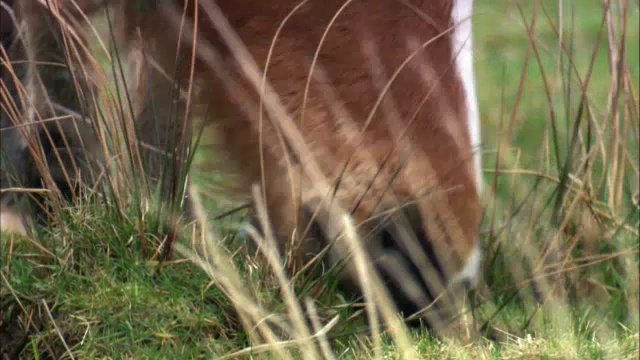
476 0 638 328
1 0 638 359
1 217 245 359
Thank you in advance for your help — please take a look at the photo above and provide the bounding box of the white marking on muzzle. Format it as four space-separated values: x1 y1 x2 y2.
451 0 482 192
450 243 483 289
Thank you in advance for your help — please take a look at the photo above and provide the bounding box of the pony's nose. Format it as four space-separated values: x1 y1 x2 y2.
368 202 481 328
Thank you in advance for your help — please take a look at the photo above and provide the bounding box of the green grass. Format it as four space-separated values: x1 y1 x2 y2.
2 248 235 357
1 0 639 359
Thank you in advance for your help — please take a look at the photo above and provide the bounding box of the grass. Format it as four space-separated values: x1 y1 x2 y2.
1 0 639 358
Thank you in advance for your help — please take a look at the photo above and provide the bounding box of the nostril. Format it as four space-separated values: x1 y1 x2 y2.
462 278 472 291
374 205 447 280
380 228 396 250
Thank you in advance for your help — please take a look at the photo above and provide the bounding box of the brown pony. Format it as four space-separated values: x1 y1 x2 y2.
1 0 483 329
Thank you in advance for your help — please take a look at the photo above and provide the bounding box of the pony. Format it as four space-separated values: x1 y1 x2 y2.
1 0 483 330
